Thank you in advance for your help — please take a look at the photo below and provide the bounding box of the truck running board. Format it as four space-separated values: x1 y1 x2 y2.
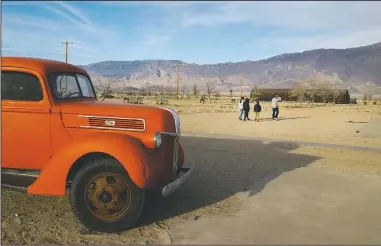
1 168 40 192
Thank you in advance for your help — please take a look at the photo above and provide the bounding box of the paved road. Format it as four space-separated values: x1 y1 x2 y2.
359 117 381 140
156 134 381 244
168 168 381 244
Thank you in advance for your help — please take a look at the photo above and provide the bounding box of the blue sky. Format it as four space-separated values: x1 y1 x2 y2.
2 1 381 65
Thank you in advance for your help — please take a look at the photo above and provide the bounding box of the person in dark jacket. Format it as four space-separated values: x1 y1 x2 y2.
254 100 262 122
243 98 250 121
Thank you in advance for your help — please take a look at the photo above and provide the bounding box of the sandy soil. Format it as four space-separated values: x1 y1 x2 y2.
179 102 381 148
2 98 381 244
111 97 381 147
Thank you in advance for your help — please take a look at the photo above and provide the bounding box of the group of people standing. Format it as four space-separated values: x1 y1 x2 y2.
238 94 280 121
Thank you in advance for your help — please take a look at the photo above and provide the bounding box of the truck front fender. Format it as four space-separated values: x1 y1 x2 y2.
27 132 150 196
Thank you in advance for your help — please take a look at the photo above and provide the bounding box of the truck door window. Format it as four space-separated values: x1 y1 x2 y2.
49 73 96 99
1 71 43 101
77 74 95 98
52 74 80 98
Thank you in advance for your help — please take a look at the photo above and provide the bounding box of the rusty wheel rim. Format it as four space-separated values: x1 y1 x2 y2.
84 172 132 221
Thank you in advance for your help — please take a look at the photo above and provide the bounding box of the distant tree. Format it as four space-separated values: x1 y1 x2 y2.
181 85 187 98
289 83 306 102
290 79 344 105
205 80 216 102
200 94 206 104
192 84 200 98
364 92 373 102
303 79 321 104
367 93 373 101
139 87 148 96
331 87 342 104
249 85 263 102
315 80 332 103
363 85 374 102
213 92 221 98
93 77 117 101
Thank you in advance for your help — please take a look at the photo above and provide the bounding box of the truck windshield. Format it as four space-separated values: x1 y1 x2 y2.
49 73 96 100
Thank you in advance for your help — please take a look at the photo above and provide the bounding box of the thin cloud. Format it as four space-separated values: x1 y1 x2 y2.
2 2 115 64
97 1 204 7
2 13 60 31
54 1 93 25
180 1 381 30
23 2 116 39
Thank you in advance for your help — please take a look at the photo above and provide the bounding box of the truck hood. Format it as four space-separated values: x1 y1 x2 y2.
56 100 177 133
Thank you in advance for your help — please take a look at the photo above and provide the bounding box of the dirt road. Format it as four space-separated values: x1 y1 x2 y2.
2 134 381 244
167 134 381 244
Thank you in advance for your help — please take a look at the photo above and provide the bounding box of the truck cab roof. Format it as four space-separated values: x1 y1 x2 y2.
1 57 87 75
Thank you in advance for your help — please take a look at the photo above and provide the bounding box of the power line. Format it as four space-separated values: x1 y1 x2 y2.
240 75 243 97
62 41 73 63
176 63 180 100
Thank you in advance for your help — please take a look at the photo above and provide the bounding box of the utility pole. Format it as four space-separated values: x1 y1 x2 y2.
240 75 243 97
62 41 73 63
176 63 180 100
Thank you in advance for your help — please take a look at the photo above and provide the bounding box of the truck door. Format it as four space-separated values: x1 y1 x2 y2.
1 68 51 170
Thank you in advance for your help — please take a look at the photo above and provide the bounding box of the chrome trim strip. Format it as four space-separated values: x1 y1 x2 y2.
172 136 179 180
160 132 178 137
77 114 146 132
157 107 181 180
157 107 180 136
1 184 28 193
1 169 40 178
79 125 145 132
78 114 145 121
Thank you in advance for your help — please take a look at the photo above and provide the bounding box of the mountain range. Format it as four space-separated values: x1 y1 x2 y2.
80 42 381 94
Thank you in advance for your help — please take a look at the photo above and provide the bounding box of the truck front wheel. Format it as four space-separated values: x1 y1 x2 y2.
70 158 146 233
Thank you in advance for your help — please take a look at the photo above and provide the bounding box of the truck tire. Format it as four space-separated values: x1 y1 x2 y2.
70 158 146 233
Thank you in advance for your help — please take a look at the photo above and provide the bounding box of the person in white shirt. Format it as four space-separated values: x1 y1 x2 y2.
238 96 244 120
272 94 279 120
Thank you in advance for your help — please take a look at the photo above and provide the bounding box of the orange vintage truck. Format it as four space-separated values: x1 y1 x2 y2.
1 57 193 233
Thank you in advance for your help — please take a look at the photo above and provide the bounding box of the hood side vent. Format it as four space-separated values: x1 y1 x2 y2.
79 115 145 131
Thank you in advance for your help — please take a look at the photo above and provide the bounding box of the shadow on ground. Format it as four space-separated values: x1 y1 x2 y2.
1 135 321 243
137 135 320 227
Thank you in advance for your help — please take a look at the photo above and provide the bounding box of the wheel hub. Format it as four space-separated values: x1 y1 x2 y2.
99 191 113 203
84 172 132 222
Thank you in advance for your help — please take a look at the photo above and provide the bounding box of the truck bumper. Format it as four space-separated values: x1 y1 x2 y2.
162 163 194 197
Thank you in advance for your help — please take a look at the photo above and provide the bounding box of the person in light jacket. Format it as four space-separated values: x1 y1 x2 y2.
238 96 244 120
272 94 279 120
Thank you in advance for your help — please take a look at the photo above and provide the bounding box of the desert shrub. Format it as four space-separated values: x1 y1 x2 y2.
200 95 206 104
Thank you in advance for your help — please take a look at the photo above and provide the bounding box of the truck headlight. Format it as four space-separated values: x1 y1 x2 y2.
154 132 162 149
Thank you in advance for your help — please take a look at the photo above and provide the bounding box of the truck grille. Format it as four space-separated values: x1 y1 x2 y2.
160 134 179 182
